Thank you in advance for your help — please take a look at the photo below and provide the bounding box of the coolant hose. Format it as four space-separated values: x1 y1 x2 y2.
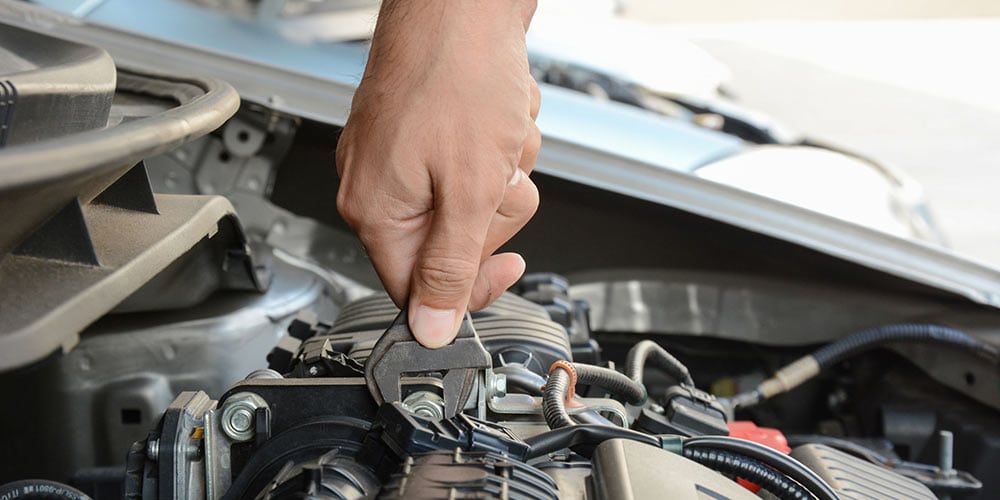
682 448 812 500
574 362 647 405
684 436 839 500
543 366 576 429
729 323 999 410
543 362 647 430
625 340 695 387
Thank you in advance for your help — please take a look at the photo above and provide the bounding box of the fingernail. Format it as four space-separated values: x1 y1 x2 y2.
509 168 523 186
411 305 458 348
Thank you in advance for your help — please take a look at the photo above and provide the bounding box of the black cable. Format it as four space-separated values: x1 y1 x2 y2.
574 362 646 405
625 340 695 387
726 323 1000 411
812 323 998 369
682 448 812 500
524 424 661 459
684 436 839 500
0 480 90 500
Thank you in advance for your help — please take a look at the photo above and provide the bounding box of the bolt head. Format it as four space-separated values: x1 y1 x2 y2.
229 408 253 433
220 392 268 442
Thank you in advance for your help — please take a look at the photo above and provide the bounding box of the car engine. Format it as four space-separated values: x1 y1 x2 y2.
1 5 999 499
92 281 992 500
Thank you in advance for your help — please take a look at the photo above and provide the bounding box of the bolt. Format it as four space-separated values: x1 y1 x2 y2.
220 392 268 442
229 408 253 433
939 430 956 478
146 439 159 461
492 373 507 398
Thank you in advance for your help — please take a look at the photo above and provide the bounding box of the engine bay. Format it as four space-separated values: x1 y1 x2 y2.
2 7 1000 499
105 282 993 499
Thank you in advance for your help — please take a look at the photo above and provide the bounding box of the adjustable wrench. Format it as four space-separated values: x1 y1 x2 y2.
364 309 491 418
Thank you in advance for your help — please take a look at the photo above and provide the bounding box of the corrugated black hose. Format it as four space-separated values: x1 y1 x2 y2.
682 448 812 500
543 362 647 430
542 367 576 429
684 436 840 500
574 363 647 405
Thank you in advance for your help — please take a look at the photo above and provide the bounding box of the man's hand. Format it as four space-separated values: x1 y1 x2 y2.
336 0 541 348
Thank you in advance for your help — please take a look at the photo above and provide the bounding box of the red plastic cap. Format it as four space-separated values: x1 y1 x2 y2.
727 421 792 493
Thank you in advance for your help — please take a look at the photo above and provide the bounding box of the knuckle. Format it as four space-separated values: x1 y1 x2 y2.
415 255 478 298
336 188 362 226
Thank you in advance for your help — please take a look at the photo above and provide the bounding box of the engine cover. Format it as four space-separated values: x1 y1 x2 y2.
292 292 575 376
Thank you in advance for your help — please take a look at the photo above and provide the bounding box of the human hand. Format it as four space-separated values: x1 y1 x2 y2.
336 0 541 348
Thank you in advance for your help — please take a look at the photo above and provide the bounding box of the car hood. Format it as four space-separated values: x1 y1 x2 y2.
6 0 1000 309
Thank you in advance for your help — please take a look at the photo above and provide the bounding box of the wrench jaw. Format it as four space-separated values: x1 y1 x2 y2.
365 310 492 419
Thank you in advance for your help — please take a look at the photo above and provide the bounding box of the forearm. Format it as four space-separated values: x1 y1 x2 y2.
360 0 537 101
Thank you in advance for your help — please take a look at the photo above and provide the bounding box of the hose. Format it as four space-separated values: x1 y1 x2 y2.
682 448 812 500
0 480 90 500
812 323 997 368
684 436 839 500
574 363 647 405
727 323 999 411
494 365 546 396
625 340 695 387
543 362 647 430
524 424 661 459
543 366 575 429
495 365 616 426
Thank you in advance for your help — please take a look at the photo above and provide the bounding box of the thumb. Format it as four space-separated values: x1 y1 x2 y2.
408 176 501 348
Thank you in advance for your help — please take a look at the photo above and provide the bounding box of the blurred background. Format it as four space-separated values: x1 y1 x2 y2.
618 0 1000 265
31 0 1000 266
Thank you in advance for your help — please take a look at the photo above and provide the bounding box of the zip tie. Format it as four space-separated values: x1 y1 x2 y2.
547 360 577 402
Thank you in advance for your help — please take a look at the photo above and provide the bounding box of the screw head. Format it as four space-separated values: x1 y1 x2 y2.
229 408 253 433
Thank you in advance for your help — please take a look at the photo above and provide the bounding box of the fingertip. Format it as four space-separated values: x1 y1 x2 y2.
409 304 459 348
468 253 527 311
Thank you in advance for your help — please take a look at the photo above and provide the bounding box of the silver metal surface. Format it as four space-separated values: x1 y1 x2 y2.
165 391 215 500
245 368 283 380
487 371 508 398
567 272 958 345
0 254 331 481
939 430 955 476
220 392 268 441
203 407 231 500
